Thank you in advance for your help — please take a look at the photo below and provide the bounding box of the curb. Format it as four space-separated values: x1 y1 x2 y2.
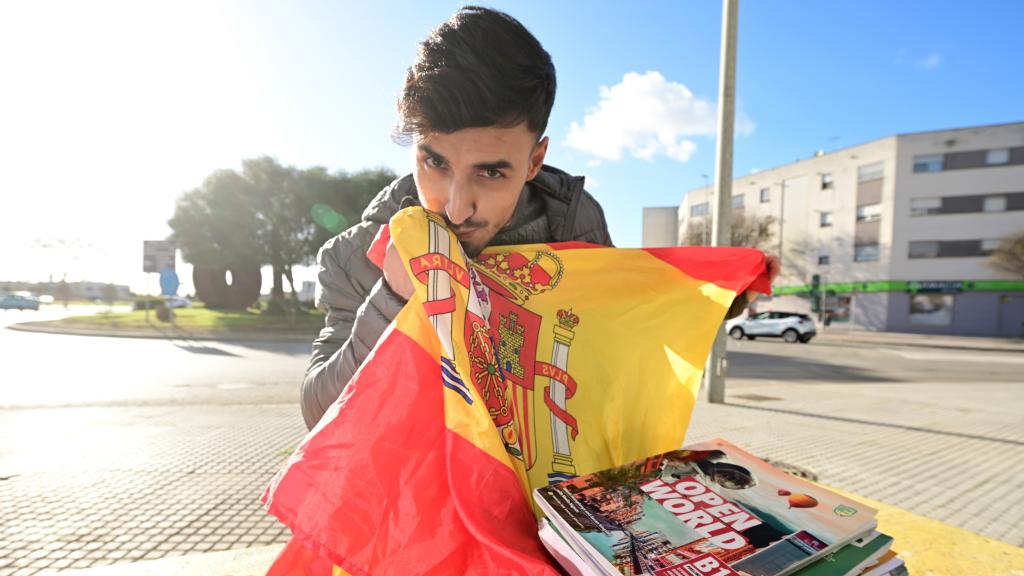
813 333 1024 354
831 486 1024 576
6 321 316 343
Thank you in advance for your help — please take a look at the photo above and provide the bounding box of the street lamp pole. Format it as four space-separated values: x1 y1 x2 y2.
778 180 785 265
701 173 710 246
706 0 739 404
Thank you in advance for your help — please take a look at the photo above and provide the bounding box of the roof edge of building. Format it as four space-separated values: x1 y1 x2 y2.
679 120 1024 198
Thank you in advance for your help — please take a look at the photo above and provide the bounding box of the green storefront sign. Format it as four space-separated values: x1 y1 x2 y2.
774 279 1024 297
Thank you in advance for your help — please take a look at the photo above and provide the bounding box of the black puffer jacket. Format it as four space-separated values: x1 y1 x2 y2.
300 165 612 429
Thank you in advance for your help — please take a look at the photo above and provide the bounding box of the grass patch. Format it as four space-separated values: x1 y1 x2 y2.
55 305 325 336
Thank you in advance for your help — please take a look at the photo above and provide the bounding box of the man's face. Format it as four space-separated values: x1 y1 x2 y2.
412 123 549 258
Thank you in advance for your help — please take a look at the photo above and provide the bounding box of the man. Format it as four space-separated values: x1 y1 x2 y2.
301 6 772 429
301 7 611 429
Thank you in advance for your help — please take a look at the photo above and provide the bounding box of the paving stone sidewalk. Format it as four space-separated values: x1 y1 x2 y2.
0 406 305 576
1 380 1021 575
688 379 1024 547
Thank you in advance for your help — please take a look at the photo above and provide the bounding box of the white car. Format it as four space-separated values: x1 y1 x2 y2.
727 311 816 343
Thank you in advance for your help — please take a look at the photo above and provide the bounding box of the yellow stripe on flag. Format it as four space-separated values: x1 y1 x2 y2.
389 207 754 505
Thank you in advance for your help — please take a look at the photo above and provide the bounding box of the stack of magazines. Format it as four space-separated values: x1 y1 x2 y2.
534 438 906 576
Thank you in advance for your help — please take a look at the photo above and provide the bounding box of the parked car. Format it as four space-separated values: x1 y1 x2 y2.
726 311 816 343
0 294 41 311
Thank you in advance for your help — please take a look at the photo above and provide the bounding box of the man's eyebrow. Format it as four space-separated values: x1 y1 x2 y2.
472 159 514 171
418 144 447 163
418 144 513 171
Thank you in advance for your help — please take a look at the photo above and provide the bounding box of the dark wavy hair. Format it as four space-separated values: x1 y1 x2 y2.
395 6 556 142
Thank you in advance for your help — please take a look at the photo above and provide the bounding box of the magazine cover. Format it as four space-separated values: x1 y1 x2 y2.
791 532 892 576
535 438 877 576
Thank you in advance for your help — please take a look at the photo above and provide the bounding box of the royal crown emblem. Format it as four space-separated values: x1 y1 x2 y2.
472 250 564 305
557 309 580 329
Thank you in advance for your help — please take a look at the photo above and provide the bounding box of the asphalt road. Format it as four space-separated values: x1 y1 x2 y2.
725 335 1024 386
0 306 309 409
3 306 1021 411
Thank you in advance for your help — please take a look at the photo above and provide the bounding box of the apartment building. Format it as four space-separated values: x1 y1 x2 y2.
643 122 1024 337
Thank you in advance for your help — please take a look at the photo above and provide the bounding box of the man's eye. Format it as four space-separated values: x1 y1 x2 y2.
425 156 445 169
480 169 503 179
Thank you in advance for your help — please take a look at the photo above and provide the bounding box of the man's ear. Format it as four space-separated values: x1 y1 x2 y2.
526 136 549 181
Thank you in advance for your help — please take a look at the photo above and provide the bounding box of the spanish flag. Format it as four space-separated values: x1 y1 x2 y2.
262 207 770 575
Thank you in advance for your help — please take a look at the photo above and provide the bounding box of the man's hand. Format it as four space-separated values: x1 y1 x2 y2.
764 253 781 284
727 252 782 320
382 240 415 301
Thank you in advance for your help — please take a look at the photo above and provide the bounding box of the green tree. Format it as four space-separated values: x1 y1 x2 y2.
285 166 395 302
168 169 264 270
239 157 302 301
168 157 396 308
301 168 395 255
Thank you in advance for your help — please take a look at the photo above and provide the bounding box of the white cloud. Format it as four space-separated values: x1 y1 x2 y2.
565 71 754 163
917 53 943 70
587 159 602 167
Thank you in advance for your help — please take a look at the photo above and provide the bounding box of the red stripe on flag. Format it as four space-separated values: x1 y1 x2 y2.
536 361 579 440
265 538 335 576
644 246 771 295
410 252 472 289
542 241 605 251
422 295 456 317
262 325 555 575
366 224 390 270
513 242 770 295
444 429 559 574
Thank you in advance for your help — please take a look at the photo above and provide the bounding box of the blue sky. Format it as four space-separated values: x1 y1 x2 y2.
1 0 1021 290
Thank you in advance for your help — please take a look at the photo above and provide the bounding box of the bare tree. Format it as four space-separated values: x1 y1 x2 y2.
776 234 829 286
683 212 777 251
988 230 1024 277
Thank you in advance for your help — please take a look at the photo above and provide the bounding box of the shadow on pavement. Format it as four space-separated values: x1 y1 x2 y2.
223 340 310 356
146 319 311 356
723 401 1024 447
171 342 241 356
729 351 900 383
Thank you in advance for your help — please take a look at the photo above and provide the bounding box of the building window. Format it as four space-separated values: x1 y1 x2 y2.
854 243 879 262
983 195 1007 212
986 148 1010 165
910 294 954 326
908 241 940 259
909 239 995 258
818 255 830 265
856 203 882 222
913 154 945 173
690 202 709 217
820 173 834 190
858 162 884 182
981 238 1002 254
819 211 833 227
910 197 943 216
732 194 745 209
910 192 1024 216
760 187 770 203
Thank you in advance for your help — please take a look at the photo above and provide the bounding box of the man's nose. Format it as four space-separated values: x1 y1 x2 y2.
445 178 475 226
